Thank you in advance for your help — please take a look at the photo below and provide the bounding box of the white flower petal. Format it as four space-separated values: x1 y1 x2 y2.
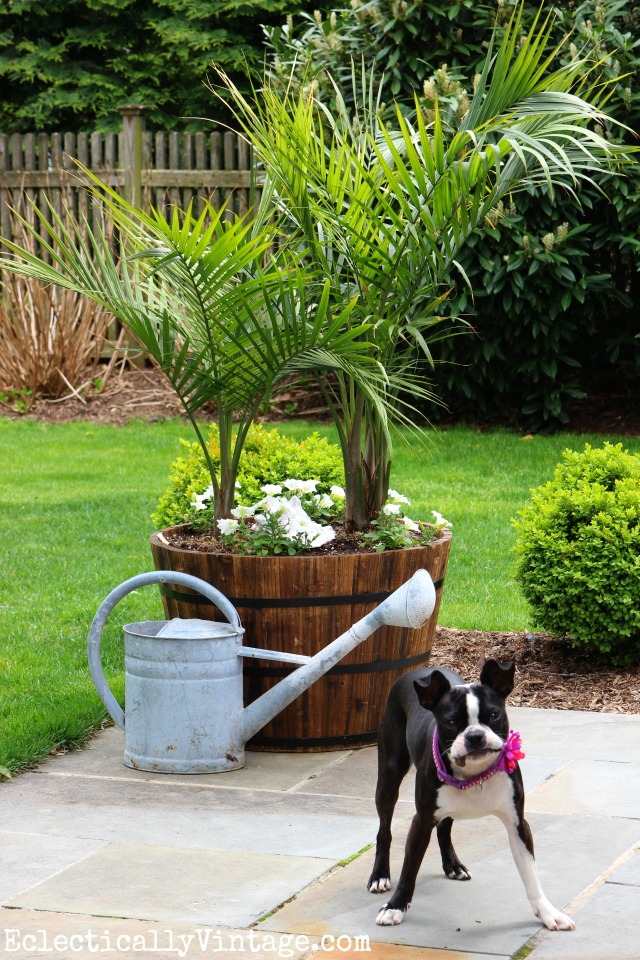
217 518 240 535
310 525 335 548
388 489 411 505
261 496 286 515
231 505 256 520
261 484 283 496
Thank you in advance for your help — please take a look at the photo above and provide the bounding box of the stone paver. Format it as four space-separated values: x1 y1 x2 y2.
6 841 334 927
0 832 106 903
527 849 640 960
0 770 377 860
508 707 640 762
1 705 639 960
526 758 640 819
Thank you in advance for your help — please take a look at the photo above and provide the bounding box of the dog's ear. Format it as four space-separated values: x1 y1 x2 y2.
479 659 515 698
414 670 452 710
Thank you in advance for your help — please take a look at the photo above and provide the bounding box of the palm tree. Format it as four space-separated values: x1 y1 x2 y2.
0 179 381 520
215 3 631 528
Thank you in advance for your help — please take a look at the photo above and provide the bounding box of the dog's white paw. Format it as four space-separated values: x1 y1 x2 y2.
446 865 472 881
534 899 576 931
369 877 391 893
376 905 407 926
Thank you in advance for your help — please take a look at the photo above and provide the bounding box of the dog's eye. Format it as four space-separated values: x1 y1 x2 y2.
444 718 457 729
488 710 501 722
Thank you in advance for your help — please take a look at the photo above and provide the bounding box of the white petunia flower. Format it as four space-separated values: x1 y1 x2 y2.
403 516 421 532
192 484 214 511
310 525 336 548
388 489 411 505
217 518 240 536
283 478 319 494
261 483 283 496
259 495 287 515
231 505 256 520
276 497 335 549
283 479 303 493
299 479 319 494
432 511 453 529
382 503 402 515
330 485 346 499
316 493 334 509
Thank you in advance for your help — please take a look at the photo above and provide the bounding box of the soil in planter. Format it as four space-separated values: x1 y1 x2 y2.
160 524 441 557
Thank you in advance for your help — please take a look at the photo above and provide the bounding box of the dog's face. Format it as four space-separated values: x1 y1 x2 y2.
414 660 514 778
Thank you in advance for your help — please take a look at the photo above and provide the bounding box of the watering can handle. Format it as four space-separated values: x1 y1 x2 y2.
87 570 241 730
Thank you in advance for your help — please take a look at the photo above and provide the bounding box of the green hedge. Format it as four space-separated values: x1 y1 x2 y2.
513 442 640 665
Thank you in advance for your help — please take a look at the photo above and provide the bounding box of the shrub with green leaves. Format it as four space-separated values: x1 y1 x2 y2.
512 442 640 666
152 423 344 530
268 0 640 429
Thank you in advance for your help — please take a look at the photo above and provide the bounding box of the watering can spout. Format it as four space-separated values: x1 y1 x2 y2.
240 568 436 744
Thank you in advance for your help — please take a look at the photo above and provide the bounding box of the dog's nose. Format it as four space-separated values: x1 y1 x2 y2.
465 729 485 749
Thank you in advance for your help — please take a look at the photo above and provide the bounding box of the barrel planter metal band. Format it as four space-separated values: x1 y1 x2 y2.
242 648 434 677
150 526 452 751
159 580 445 609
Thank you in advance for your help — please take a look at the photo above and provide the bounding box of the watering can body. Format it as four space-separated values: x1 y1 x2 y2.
88 568 436 775
122 619 245 773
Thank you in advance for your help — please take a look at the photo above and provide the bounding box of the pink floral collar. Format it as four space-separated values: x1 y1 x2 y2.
432 729 525 790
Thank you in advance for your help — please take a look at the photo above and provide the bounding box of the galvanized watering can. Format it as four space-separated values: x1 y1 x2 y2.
88 568 436 774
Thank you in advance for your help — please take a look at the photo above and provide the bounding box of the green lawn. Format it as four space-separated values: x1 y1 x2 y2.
2 416 638 774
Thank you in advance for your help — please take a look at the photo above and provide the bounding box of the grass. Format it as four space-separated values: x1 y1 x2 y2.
2 415 638 774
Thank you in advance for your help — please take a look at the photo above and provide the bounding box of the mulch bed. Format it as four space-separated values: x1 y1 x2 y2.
4 367 184 425
431 627 640 715
7 364 640 716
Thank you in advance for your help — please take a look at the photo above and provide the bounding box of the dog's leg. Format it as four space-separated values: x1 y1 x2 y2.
498 803 575 931
437 818 471 881
376 811 434 925
368 710 411 894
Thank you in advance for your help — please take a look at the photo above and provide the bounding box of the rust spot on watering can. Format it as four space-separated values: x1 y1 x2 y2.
166 744 176 751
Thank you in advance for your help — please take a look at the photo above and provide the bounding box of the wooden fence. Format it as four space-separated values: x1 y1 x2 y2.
0 105 254 243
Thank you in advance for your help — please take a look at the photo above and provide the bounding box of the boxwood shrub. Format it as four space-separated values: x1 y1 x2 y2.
152 423 344 529
512 442 640 666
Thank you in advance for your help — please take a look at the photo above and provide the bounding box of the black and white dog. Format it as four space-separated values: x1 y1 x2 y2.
368 660 575 931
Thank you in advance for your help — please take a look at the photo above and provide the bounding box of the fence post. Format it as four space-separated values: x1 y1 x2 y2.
116 105 149 365
117 104 148 208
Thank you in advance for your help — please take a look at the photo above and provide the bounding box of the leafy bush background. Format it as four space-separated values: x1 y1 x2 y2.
513 442 640 665
268 0 640 429
0 0 335 131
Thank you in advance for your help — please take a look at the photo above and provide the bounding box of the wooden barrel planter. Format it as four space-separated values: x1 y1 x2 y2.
150 527 451 751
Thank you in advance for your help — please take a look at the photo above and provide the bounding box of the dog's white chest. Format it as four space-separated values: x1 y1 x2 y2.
435 771 514 821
